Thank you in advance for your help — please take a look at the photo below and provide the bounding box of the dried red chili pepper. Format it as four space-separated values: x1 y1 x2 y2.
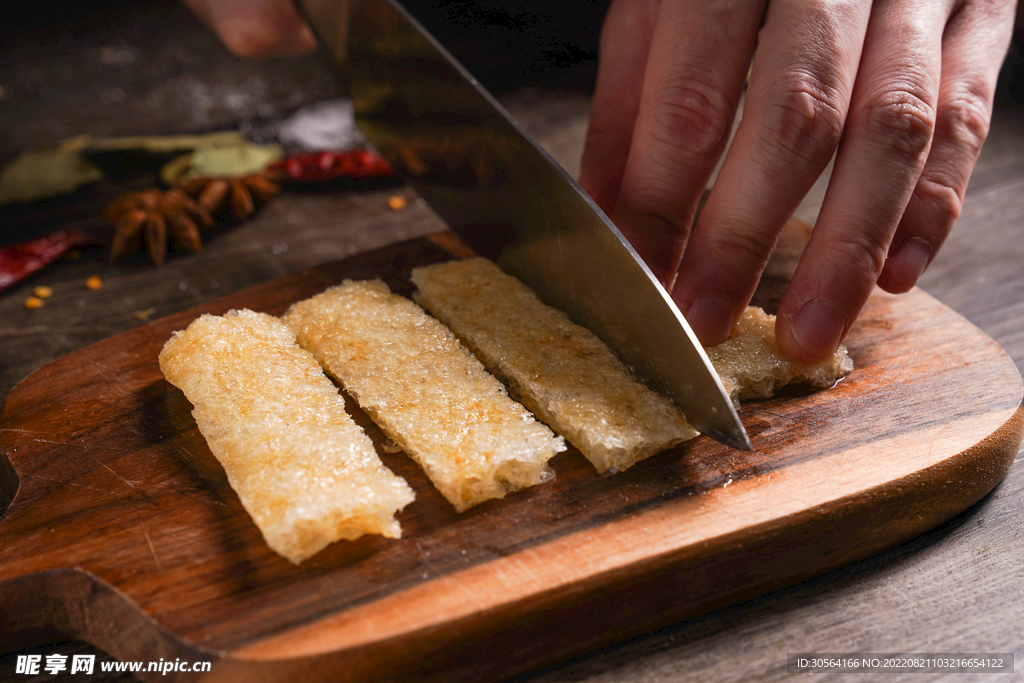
0 228 90 292
266 149 394 184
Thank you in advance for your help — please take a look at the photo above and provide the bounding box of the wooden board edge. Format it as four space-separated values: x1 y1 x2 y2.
3 405 1017 682
223 399 1021 659
0 567 218 665
0 443 17 522
189 404 1024 683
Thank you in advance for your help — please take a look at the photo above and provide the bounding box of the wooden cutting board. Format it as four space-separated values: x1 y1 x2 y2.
1 231 1021 682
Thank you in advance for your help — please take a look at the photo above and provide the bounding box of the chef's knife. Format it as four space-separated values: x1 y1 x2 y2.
296 0 751 451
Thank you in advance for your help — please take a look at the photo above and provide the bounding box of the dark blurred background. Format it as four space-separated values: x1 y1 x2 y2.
0 0 609 156
0 0 1021 247
3 0 1022 159
0 0 612 247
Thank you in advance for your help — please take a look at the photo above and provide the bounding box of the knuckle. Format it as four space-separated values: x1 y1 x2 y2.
862 88 936 163
760 73 846 166
648 75 734 159
901 91 993 228
618 179 685 223
823 229 890 277
914 174 963 224
939 92 991 158
704 224 776 275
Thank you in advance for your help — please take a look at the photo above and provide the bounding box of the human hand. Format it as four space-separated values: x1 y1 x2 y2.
579 0 1015 362
182 0 316 58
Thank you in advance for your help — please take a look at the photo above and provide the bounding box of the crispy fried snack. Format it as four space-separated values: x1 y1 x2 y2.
159 309 414 564
706 306 855 404
283 280 565 512
411 258 697 474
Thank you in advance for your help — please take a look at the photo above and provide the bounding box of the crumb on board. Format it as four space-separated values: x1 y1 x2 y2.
32 286 53 299
387 194 407 211
85 275 103 290
24 296 44 309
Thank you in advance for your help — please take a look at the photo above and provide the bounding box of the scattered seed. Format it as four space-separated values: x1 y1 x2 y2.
85 275 103 290
24 296 44 309
134 307 156 321
387 194 407 211
32 286 53 299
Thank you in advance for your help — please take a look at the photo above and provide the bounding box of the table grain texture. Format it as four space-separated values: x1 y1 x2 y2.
2 2 1023 681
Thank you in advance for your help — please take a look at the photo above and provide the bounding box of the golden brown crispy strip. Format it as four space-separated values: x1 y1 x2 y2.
283 280 565 512
159 309 414 564
706 306 855 404
411 258 698 474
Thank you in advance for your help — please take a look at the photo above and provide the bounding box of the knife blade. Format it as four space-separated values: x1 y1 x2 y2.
296 0 751 451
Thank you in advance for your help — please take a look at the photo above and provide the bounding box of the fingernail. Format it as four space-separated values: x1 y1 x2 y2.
685 295 732 345
791 300 848 361
888 237 932 289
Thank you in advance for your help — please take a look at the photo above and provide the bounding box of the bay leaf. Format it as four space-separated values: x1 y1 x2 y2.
59 131 246 153
0 150 104 205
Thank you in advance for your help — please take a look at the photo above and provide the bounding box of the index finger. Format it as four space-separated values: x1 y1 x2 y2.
609 0 763 285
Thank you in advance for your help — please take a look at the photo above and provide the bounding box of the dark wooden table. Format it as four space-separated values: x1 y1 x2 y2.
2 2 1023 681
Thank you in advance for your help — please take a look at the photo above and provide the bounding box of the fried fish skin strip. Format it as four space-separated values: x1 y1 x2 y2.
411 258 697 475
706 306 855 405
283 280 565 512
159 309 414 564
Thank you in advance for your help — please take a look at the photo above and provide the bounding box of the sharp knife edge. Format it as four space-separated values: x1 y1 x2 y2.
297 0 751 451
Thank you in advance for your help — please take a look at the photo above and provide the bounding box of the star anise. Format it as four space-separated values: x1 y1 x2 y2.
104 188 213 265
178 173 280 220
